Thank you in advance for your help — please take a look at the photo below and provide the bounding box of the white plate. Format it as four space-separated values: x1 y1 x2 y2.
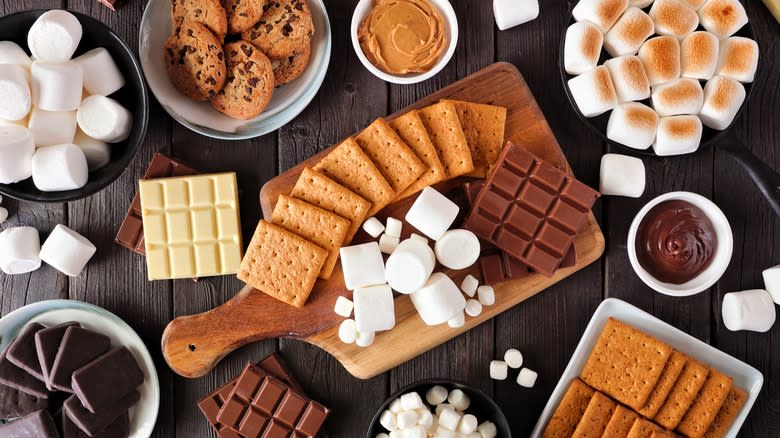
138 0 331 139
530 298 763 438
0 300 160 438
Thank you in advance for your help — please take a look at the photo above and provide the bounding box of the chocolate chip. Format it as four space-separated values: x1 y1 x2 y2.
230 49 239 57
195 8 203 16
206 77 217 85
248 77 259 87
187 29 194 37
245 61 255 70
239 12 248 17
282 22 293 36
243 96 252 102
218 52 224 61
241 45 253 57
294 1 303 11
245 86 253 94
265 24 273 33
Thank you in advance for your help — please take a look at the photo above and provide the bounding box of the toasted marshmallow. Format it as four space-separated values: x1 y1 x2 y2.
653 115 703 156
77 95 132 143
604 7 655 57
0 41 32 69
568 65 619 117
650 0 700 39
31 61 83 111
564 21 604 75
0 64 31 121
28 109 77 147
681 31 720 80
715 37 759 83
680 0 707 9
698 0 748 39
604 56 650 102
573 0 629 32
638 36 681 86
607 102 659 149
652 78 704 116
27 10 83 62
74 48 126 96
699 76 745 130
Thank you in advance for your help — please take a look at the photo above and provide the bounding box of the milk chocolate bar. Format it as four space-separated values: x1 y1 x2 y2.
6 323 46 382
49 327 111 392
36 322 81 391
64 390 139 436
0 409 58 437
71 347 144 413
62 410 129 438
0 383 48 419
0 346 49 399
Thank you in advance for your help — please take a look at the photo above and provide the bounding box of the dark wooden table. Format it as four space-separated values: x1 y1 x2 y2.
1 0 778 436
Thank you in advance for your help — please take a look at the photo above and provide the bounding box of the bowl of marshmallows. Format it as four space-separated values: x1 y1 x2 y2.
0 9 148 203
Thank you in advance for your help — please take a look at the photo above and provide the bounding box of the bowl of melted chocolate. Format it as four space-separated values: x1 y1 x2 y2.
628 192 733 296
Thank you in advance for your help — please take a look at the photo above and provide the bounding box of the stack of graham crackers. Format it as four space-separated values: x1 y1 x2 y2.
543 318 747 438
237 100 507 307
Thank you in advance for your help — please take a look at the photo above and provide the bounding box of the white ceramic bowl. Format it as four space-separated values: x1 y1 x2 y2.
351 0 458 85
627 191 733 297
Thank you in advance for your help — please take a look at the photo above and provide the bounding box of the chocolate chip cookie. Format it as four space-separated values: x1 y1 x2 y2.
241 0 315 59
211 41 275 120
164 20 227 101
172 0 228 42
225 0 265 34
270 41 311 86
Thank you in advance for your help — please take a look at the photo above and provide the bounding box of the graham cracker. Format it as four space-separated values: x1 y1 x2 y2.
627 418 663 438
543 378 595 438
702 387 747 438
654 359 711 430
442 99 507 177
313 138 396 216
581 318 673 410
355 118 426 193
572 391 616 438
238 220 327 308
290 167 371 243
388 111 447 200
602 405 640 437
417 101 475 178
270 195 350 280
677 369 733 438
638 350 689 418
651 430 679 438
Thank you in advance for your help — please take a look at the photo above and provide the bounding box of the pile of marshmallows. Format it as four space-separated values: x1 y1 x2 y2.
0 223 96 277
565 0 758 156
376 387 498 438
335 187 496 347
720 267 780 333
0 10 131 191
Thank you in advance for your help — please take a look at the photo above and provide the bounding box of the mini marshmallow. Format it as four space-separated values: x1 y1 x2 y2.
380 410 398 431
722 289 776 332
638 36 681 86
606 102 659 150
0 125 34 184
354 284 396 333
31 61 83 111
0 227 41 275
380 233 400 254
573 0 629 32
568 66 618 117
762 265 780 305
715 37 759 83
356 331 375 347
435 404 456 417
461 274 479 297
386 239 436 294
0 207 6 224
377 434 390 438
334 295 354 317
77 95 132 143
27 10 82 62
28 109 77 147
389 398 403 414
458 415 478 434
681 32 720 80
490 360 508 380
600 153 646 198
74 129 110 171
405 187 459 241
74 48 126 96
434 427 455 438
31 144 88 192
397 410 418 429
698 0 748 39
652 78 704 116
447 389 470 411
699 76 746 130
418 409 434 427
517 368 538 388
564 21 604 75
426 386 449 406
504 349 524 369
410 273 467 326
39 224 96 276
0 41 32 69
464 299 483 317
437 407 462 431
477 422 497 438
0 64 31 121
403 426 426 438
363 217 385 238
401 392 426 411
650 0 699 39
604 7 654 57
338 319 358 344
434 229 480 270
653 115 703 156
447 312 465 328
386 217 402 238
409 233 428 245
477 285 495 306
340 242 386 290
389 431 403 438
493 0 539 30
603 56 650 102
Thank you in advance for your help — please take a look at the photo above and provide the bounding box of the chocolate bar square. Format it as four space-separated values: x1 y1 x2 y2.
6 323 47 382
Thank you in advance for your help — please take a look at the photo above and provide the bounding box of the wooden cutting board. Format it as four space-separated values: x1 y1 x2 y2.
162 62 605 379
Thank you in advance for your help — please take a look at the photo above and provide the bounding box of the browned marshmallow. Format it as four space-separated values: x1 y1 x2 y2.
680 0 707 10
568 65 619 117
638 36 681 86
564 21 605 75
573 0 630 32
681 31 720 80
604 7 655 57
652 78 704 116
700 75 746 130
604 55 651 102
653 115 703 156
698 0 748 39
650 0 700 39
607 102 659 149
716 37 759 83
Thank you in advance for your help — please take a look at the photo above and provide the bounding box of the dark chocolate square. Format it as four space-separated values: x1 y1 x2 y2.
536 223 572 257
490 167 524 199
530 161 566 192
518 183 555 216
274 391 306 427
504 205 542 239
253 379 286 415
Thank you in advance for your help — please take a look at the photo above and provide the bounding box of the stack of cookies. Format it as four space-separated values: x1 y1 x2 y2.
165 0 315 120
543 318 747 438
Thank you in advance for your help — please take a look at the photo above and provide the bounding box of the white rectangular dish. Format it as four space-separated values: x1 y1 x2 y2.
530 298 764 438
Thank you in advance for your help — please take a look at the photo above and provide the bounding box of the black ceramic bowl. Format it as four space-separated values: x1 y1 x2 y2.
366 379 512 437
0 9 148 203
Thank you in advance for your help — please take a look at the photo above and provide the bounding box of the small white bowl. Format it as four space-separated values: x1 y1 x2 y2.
627 191 733 297
351 0 458 85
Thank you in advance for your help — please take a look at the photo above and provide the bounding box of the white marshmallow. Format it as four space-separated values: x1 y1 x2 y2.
489 360 508 380
447 311 465 328
435 404 456 417
356 331 375 347
27 109 77 147
31 61 82 111
564 21 604 75
0 125 34 184
409 233 428 245
447 389 470 411
650 0 699 39
0 41 32 69
389 431 403 438
653 115 703 156
380 410 398 431
652 78 704 116
0 116 28 127
715 37 759 83
426 386 449 406
464 299 483 317
73 48 125 96
340 242 386 290
377 434 390 438
380 233 400 254
389 398 403 414
27 10 82 62
604 7 654 57
493 0 539 30
458 415 478 434
517 368 539 388
599 153 646 198
699 76 746 130
405 187 459 241
363 217 385 238
438 407 462 431
603 56 650 102
434 427 455 438
410 273 467 326
0 227 41 275
0 207 6 224
418 409 434 427
0 64 31 121
504 349 524 368
762 265 780 305
403 426 426 438
698 0 748 39
334 295 354 317
31 143 88 192
77 95 132 143
353 284 396 333
573 0 629 32
401 392 425 410
568 66 618 117
73 129 110 171
338 319 358 344
607 103 659 150
477 285 495 306
681 32 720 80
638 36 681 86
434 229 480 270
477 422 497 438
397 410 418 429
460 274 479 297
722 289 776 332
385 217 402 238
39 224 96 276
386 238 436 294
